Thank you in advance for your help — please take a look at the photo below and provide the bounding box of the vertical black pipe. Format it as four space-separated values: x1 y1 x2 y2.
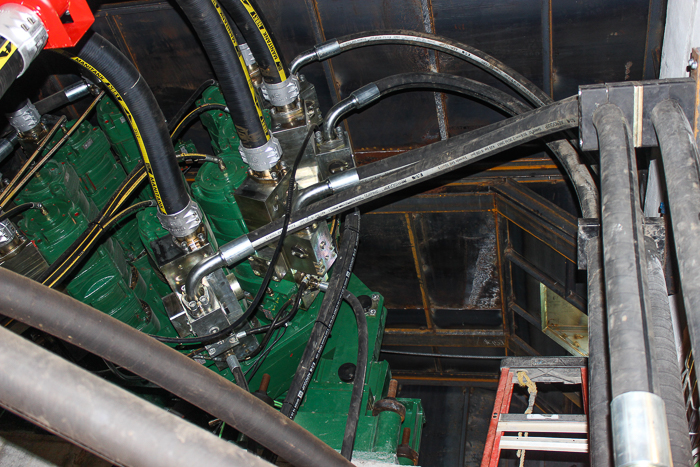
586 239 613 467
652 99 700 388
593 103 656 397
174 0 269 148
645 237 692 466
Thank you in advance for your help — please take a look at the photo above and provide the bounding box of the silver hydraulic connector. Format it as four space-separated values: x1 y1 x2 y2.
239 135 283 172
0 4 47 76
7 99 40 133
0 218 18 249
262 74 300 107
156 198 204 238
239 43 257 67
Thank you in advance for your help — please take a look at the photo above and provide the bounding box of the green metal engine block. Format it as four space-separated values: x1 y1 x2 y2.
11 92 424 464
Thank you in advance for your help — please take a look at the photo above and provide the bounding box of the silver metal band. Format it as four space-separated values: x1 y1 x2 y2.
156 198 204 238
239 135 282 172
262 75 300 107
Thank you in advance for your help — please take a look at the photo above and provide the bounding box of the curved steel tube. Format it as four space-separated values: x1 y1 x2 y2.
322 97 358 141
292 181 332 212
185 253 225 300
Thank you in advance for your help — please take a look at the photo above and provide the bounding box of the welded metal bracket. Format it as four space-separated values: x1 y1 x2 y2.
577 217 666 269
579 78 695 151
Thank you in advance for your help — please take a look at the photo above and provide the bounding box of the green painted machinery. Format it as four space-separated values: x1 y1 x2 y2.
18 199 166 334
13 88 424 464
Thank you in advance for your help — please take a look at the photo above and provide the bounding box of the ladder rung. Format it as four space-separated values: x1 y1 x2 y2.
498 414 587 433
499 436 588 453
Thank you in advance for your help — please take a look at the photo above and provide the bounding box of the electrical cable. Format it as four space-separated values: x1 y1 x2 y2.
243 282 307 361
340 289 368 461
153 124 319 345
245 327 287 382
290 30 598 218
170 103 229 141
167 79 217 133
0 116 66 207
38 162 150 288
0 202 43 222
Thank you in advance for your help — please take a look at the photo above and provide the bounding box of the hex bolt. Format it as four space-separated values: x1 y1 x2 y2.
314 131 323 143
371 293 380 301
208 348 216 356
690 58 699 70
388 379 398 398
259 373 271 393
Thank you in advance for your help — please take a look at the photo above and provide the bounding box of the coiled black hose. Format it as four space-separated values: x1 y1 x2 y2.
220 0 287 84
72 32 189 215
174 0 268 148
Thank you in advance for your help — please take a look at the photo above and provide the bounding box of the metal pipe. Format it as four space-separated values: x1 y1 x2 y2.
292 180 331 212
0 323 271 467
593 103 671 467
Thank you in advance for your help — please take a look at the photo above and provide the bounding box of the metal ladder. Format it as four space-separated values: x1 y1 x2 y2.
481 357 589 466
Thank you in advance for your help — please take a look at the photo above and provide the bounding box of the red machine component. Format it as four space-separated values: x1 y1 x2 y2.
0 0 93 48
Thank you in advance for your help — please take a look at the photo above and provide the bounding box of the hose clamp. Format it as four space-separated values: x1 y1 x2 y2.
7 99 41 133
328 168 359 193
611 391 671 467
314 39 341 60
219 235 255 266
239 43 257 67
156 198 203 238
63 80 91 102
0 4 48 76
262 75 300 107
350 83 381 109
239 135 282 172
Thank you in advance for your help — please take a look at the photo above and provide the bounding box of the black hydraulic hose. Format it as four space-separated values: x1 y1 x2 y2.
281 210 361 420
71 32 189 215
323 72 530 140
0 202 42 222
167 78 217 133
651 100 700 393
34 80 91 115
0 268 353 467
185 100 578 304
0 37 24 100
291 30 598 218
244 99 578 253
593 103 655 397
0 324 272 467
175 0 269 148
340 288 368 461
220 0 287 83
645 237 693 467
586 239 613 467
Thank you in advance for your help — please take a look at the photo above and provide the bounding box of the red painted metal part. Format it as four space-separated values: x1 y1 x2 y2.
481 368 515 467
481 362 590 466
0 0 93 48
